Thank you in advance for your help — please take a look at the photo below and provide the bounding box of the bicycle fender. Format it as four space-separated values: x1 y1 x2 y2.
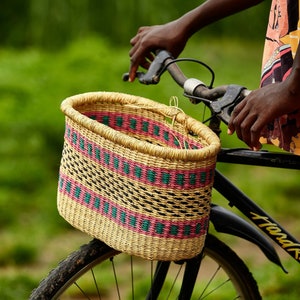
210 204 287 273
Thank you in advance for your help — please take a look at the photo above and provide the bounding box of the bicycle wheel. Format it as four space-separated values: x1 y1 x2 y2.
30 234 261 300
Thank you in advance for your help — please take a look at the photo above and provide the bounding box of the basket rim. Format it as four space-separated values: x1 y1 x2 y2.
61 91 220 161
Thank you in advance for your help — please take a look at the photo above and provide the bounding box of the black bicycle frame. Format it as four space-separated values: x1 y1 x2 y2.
215 148 300 264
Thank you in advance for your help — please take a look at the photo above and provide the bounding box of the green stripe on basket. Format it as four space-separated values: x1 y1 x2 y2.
195 223 201 234
66 181 71 193
59 174 210 239
102 116 110 125
134 166 142 178
104 201 109 214
147 170 156 183
164 131 169 141
104 153 110 165
184 225 191 236
114 157 119 169
82 112 206 152
162 172 170 184
94 197 100 209
176 174 185 186
84 192 91 204
123 162 130 174
189 173 196 185
129 215 137 227
65 125 215 190
95 148 101 160
72 132 77 145
130 118 137 130
155 222 165 234
141 220 150 231
142 121 149 132
116 116 123 127
120 211 126 224
75 186 81 198
173 137 180 147
88 143 93 155
200 172 207 183
170 225 179 235
153 125 160 136
80 138 85 150
112 206 117 218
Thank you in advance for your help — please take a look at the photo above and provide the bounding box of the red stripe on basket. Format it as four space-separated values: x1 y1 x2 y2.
65 125 215 189
59 173 209 239
84 111 203 150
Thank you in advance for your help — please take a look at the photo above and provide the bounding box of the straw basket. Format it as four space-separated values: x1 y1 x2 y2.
58 92 220 260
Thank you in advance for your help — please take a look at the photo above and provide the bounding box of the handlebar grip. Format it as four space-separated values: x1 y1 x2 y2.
123 50 173 84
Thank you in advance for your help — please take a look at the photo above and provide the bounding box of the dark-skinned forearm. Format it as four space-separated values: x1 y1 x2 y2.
176 0 264 39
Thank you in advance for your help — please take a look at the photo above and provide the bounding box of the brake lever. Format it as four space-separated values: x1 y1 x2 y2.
123 50 172 84
210 85 247 124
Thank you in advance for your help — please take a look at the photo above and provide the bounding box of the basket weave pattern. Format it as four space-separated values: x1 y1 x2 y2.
58 92 220 260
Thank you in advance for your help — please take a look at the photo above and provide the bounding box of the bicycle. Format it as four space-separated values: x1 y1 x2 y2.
30 50 300 300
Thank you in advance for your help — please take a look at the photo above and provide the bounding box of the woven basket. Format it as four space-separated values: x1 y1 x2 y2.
58 92 220 260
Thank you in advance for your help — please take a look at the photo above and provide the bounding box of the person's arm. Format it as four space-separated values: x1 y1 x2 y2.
227 45 300 150
129 0 264 81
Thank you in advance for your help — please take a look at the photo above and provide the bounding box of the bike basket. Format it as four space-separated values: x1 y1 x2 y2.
58 92 220 260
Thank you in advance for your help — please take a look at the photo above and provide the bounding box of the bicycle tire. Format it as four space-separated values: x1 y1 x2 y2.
29 234 261 300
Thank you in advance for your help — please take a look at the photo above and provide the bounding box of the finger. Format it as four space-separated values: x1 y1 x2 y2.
227 124 235 135
129 53 141 82
249 119 265 151
129 52 150 81
130 36 138 47
227 99 247 134
129 40 140 58
237 114 258 148
137 26 149 33
128 63 138 82
130 26 150 46
129 45 156 81
229 105 251 143
129 40 145 81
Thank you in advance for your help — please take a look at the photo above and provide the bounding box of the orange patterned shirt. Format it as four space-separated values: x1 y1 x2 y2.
260 0 300 154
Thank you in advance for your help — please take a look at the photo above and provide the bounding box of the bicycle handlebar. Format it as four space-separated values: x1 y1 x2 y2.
123 50 251 124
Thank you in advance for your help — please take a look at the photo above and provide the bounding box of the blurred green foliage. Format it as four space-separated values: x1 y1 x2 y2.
1 0 271 49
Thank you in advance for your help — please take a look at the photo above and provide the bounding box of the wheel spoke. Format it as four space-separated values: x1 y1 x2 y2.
166 263 183 299
30 236 261 300
73 281 93 300
110 257 121 300
130 256 135 300
90 268 102 299
197 262 222 299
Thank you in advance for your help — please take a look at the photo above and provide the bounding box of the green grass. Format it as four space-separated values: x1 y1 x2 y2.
0 35 300 299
